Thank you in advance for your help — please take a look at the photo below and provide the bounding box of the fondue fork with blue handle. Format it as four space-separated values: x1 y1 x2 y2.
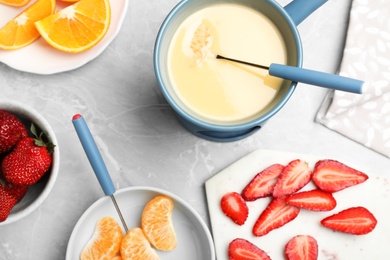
72 114 129 233
216 55 364 94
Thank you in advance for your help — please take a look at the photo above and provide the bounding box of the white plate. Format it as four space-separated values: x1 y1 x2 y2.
0 0 128 74
66 186 215 260
206 149 390 260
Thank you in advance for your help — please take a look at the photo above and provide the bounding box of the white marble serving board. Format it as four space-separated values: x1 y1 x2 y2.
205 149 390 260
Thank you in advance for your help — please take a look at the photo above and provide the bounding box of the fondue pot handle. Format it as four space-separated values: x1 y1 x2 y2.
269 64 364 94
284 0 328 25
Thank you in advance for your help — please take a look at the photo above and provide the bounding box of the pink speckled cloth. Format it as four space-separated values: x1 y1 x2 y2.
316 0 390 158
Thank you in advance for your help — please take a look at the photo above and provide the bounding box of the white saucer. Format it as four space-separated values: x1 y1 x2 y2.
66 186 215 259
0 0 128 74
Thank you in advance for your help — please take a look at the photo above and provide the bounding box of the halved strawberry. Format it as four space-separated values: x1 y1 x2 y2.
321 206 377 235
242 164 284 201
228 238 271 260
312 160 368 193
286 189 336 211
253 197 300 237
221 192 249 226
285 235 318 260
273 159 312 198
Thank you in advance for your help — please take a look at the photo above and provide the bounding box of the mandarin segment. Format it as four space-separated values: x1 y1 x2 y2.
120 228 160 260
0 0 55 50
190 20 214 65
35 0 111 53
80 216 123 260
141 195 177 251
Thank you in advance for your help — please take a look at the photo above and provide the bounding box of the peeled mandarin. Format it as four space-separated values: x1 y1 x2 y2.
120 228 160 260
190 20 214 64
141 195 177 251
80 216 123 260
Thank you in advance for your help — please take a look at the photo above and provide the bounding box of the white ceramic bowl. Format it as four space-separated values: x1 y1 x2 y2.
66 186 215 260
0 100 60 225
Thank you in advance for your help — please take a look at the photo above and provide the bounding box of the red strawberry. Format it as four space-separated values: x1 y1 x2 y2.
284 235 318 260
242 164 284 201
0 176 29 222
228 238 271 260
321 206 377 235
253 197 300 236
0 110 28 154
286 189 336 211
273 159 312 198
0 180 21 222
312 160 368 193
2 125 54 186
221 192 249 225
6 182 29 201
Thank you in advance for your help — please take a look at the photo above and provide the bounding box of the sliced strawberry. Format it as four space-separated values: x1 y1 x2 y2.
228 238 271 260
312 160 368 193
273 159 312 198
285 235 318 260
253 197 300 237
321 206 377 235
286 189 336 211
242 164 284 201
221 192 249 226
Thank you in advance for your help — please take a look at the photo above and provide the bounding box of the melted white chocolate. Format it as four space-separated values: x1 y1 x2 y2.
168 3 287 124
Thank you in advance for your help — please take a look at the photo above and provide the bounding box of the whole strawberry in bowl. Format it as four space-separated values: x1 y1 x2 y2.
2 124 55 186
0 110 29 154
0 100 59 225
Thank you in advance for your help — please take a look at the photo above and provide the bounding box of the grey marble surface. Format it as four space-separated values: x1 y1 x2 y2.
1 0 390 259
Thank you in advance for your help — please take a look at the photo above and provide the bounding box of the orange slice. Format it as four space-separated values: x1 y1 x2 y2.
35 0 111 53
141 195 177 251
80 216 123 260
111 256 123 260
120 228 160 260
0 0 30 7
0 0 55 50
